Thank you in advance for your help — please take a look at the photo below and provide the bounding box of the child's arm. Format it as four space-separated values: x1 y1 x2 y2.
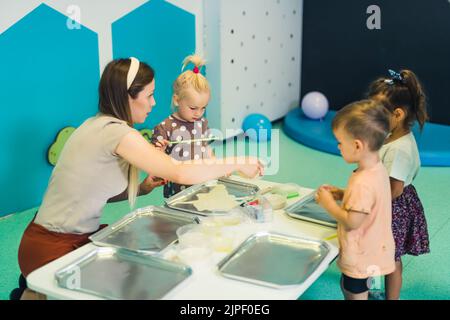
316 186 367 230
390 177 405 200
151 124 169 152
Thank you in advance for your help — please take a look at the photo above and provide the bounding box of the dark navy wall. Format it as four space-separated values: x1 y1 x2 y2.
301 0 450 125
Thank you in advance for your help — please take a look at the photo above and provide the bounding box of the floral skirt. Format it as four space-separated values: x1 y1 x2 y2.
392 184 430 261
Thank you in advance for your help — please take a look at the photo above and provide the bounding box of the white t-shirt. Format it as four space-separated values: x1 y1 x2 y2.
34 115 135 234
379 132 420 186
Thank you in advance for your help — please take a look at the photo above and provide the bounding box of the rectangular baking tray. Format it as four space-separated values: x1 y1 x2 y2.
285 191 338 228
164 177 260 216
217 231 331 289
89 206 199 254
55 247 192 300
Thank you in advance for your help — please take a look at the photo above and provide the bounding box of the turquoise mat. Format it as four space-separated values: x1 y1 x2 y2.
1 122 449 300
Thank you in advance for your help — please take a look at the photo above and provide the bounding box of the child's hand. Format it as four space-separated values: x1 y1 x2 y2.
140 175 167 195
321 184 344 201
315 185 337 211
155 139 169 152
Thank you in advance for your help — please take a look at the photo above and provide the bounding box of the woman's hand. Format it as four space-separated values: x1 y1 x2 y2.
236 157 264 179
155 139 169 152
139 175 167 195
315 185 338 211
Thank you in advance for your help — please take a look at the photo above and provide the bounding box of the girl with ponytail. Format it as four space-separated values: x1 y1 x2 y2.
151 54 215 197
367 69 430 300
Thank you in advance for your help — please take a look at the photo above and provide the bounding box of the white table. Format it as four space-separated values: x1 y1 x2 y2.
27 177 339 300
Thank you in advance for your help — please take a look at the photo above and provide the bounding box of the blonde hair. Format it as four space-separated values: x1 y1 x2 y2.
172 54 210 106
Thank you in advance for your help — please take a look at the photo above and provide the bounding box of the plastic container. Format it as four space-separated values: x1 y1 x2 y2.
271 183 300 199
200 218 238 253
211 228 236 253
242 196 273 223
176 224 208 246
201 209 245 228
175 224 212 264
259 196 274 222
176 245 212 264
263 193 287 210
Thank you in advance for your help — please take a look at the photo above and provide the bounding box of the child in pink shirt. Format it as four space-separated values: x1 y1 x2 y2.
316 100 395 300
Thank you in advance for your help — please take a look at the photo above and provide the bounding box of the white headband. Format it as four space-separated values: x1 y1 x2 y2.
127 57 140 90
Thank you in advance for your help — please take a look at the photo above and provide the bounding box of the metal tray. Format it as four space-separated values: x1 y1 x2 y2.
164 177 260 216
89 206 199 254
285 191 338 228
217 231 331 289
55 247 192 300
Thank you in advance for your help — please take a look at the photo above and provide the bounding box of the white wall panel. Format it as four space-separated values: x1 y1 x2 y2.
204 0 302 137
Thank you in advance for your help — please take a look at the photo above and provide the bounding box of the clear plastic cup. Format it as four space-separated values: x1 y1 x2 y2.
176 245 212 265
175 224 212 265
176 224 208 246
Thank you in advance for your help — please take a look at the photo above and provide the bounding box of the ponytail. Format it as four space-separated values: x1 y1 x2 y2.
181 54 206 73
400 70 428 130
367 69 428 131
172 54 210 107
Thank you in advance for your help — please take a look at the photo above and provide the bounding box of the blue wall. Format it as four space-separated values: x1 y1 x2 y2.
0 4 99 216
0 1 196 216
112 0 195 130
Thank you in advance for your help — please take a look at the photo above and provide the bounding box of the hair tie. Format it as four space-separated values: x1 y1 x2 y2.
384 69 404 85
193 66 200 74
127 57 140 90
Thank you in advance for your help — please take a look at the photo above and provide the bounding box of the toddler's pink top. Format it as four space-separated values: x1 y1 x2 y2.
338 162 396 279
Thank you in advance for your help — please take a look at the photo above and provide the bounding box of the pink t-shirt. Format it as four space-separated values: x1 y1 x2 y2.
337 162 396 279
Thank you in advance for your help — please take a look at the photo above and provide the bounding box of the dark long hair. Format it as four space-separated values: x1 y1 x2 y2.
97 58 155 208
367 69 428 131
98 58 155 126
